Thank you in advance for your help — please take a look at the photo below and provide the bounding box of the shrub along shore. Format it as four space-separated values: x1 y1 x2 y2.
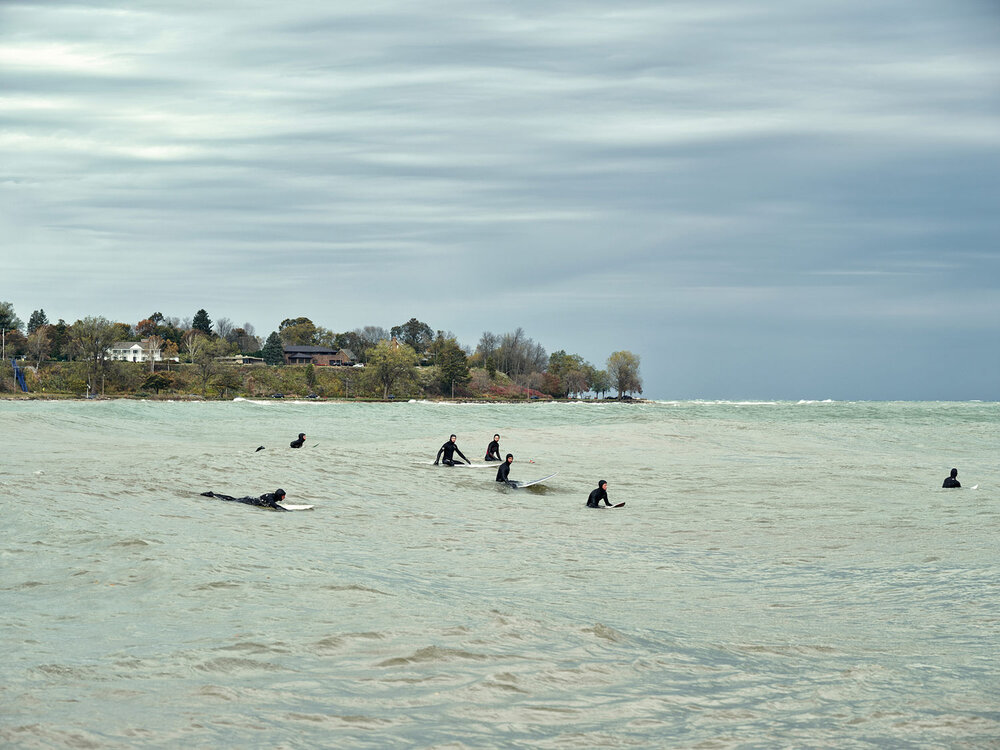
0 361 641 402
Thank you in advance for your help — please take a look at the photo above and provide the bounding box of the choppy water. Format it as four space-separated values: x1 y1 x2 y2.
2 399 998 748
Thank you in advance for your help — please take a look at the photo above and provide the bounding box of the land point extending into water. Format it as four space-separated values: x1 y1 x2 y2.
0 360 644 403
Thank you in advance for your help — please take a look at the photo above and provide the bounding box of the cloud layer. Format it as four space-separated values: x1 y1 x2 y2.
3 0 999 398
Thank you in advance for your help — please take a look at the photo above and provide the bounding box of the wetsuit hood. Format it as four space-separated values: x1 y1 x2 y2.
598 480 607 489
950 468 958 478
275 488 286 499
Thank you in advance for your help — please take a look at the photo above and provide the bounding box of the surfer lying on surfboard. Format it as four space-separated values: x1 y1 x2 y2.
434 434 470 466
200 489 289 511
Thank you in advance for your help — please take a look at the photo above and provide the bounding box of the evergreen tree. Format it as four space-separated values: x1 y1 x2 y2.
261 331 285 365
28 309 49 334
0 301 22 333
192 309 213 335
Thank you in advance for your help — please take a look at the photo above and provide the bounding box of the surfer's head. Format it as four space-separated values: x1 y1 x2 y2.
950 468 958 478
298 433 305 439
450 434 457 442
494 434 500 441
275 488 286 500
598 480 608 489
506 453 514 463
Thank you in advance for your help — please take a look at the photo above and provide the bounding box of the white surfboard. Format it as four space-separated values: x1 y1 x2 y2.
277 503 315 511
426 461 495 468
510 472 557 489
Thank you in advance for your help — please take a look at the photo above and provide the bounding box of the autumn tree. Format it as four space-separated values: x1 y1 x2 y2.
212 369 243 399
192 338 228 395
588 368 611 398
67 316 119 392
141 372 174 395
606 350 642 398
279 317 318 346
434 336 470 396
365 339 418 399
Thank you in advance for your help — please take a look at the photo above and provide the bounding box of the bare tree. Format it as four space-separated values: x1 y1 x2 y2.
214 317 235 341
182 330 206 363
26 327 51 368
144 335 165 373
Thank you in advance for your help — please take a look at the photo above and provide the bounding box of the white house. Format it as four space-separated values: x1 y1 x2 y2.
107 340 163 363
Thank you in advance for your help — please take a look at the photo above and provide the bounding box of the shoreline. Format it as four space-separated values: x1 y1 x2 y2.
0 393 650 404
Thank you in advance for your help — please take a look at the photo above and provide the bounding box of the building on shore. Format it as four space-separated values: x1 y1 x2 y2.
282 346 356 366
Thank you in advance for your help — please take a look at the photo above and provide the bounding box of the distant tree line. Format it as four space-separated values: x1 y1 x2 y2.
0 301 642 400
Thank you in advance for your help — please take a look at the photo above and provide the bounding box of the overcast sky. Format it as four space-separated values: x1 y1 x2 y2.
3 0 999 399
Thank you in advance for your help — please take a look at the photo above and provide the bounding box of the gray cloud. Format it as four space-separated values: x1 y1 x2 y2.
2 0 999 398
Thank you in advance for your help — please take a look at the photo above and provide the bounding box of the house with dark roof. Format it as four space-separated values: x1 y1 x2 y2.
282 346 356 366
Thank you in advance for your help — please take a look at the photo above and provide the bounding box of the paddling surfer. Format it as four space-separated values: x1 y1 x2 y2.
942 468 961 488
586 480 612 508
495 453 514 486
200 488 289 511
434 434 470 466
290 432 306 448
485 434 501 462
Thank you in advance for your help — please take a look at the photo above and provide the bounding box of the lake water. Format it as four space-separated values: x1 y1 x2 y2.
2 399 998 748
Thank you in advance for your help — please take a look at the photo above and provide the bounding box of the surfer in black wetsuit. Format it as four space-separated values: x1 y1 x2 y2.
495 454 514 485
942 468 961 488
290 433 306 448
200 488 289 511
586 480 611 508
434 434 470 466
485 434 501 462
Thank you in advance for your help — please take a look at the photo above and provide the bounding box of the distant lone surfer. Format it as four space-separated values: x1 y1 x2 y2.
485 434 501 462
434 434 470 466
586 480 612 508
942 468 961 488
200 489 289 511
495 453 514 486
290 433 306 448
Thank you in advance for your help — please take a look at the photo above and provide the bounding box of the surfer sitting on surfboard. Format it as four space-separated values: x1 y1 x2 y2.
200 489 289 511
290 433 306 448
434 434 470 466
495 454 515 486
485 434 501 462
586 480 612 508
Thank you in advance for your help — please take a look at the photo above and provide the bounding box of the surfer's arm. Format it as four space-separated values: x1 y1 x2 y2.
434 445 444 464
456 449 470 464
